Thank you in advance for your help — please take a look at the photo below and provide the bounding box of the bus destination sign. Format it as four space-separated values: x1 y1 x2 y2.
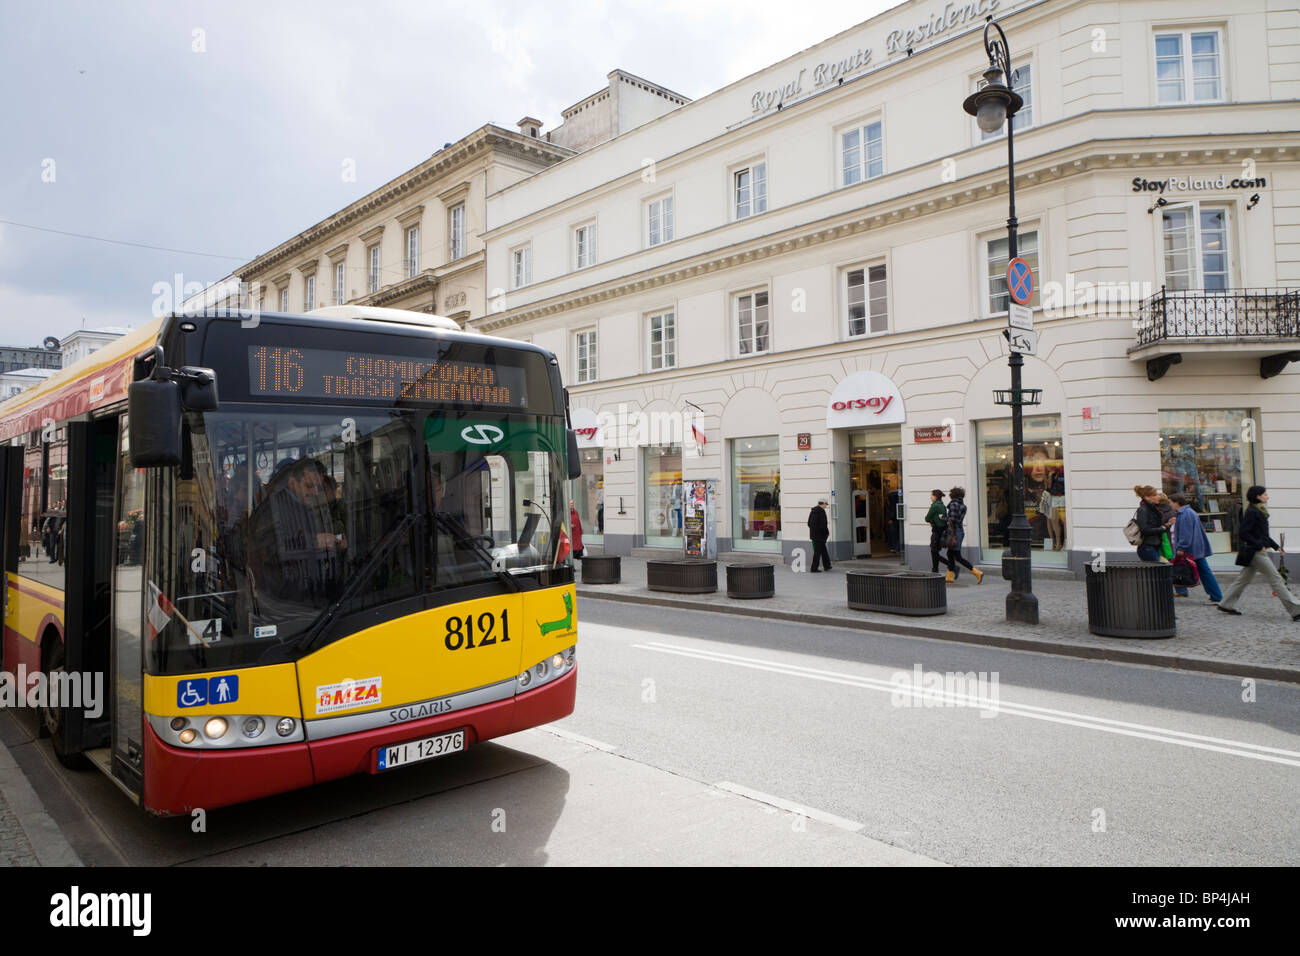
248 346 528 407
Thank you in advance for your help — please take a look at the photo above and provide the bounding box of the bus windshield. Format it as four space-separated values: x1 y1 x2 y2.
146 406 568 675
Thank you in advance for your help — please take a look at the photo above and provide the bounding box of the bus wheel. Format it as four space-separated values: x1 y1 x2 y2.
42 638 88 770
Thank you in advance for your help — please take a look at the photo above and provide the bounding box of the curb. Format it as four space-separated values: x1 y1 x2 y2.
0 736 82 866
577 588 1300 685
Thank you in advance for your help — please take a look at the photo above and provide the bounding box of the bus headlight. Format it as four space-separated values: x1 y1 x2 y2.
243 717 265 739
518 670 532 688
551 654 565 670
276 718 296 737
170 717 187 731
179 729 197 744
204 717 229 740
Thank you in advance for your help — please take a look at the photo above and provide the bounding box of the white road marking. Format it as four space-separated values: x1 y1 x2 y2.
714 782 865 832
538 726 619 753
632 641 1300 768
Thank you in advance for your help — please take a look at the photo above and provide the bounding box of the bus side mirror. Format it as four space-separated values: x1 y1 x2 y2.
566 429 582 480
179 367 219 411
128 380 182 467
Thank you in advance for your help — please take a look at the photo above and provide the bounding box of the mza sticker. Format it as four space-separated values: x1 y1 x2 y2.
316 676 383 714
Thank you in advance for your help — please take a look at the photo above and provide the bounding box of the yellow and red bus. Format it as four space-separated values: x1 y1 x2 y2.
0 306 580 814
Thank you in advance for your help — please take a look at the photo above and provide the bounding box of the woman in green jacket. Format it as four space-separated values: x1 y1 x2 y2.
926 489 953 574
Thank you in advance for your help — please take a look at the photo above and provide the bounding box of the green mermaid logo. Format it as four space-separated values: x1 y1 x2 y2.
538 592 574 636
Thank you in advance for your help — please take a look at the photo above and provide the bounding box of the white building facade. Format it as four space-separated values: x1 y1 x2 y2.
481 0 1299 575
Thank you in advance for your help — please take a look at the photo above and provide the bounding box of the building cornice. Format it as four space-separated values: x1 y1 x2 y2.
240 125 572 280
474 134 1299 333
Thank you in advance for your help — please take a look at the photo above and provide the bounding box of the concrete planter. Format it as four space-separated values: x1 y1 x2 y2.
726 562 775 599
1085 562 1176 638
846 569 947 616
646 559 718 594
580 555 621 585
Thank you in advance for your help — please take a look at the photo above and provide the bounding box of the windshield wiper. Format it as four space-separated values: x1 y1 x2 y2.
297 511 422 651
433 512 522 592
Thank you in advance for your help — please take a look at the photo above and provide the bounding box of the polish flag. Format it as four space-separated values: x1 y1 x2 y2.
147 582 175 641
690 416 707 454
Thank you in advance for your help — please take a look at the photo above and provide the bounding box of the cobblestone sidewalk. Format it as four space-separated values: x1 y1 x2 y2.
0 785 38 866
577 557 1300 682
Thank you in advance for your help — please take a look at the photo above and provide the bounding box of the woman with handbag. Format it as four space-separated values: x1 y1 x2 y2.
943 487 983 584
1217 486 1300 621
1169 493 1223 603
1132 485 1168 562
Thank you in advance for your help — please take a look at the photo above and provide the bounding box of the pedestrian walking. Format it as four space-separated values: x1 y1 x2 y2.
1169 493 1223 603
943 487 983 584
1132 485 1168 562
807 497 832 572
926 489 954 574
569 500 585 559
1217 486 1300 621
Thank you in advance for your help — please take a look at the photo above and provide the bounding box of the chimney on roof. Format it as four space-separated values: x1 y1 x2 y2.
517 116 542 138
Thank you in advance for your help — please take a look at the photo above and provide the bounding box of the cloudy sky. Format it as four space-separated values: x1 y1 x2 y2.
0 0 898 345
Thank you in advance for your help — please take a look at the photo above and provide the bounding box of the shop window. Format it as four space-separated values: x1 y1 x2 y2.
731 436 780 550
976 414 1065 561
1159 409 1256 559
1161 204 1230 291
573 449 604 542
985 229 1039 314
643 444 683 547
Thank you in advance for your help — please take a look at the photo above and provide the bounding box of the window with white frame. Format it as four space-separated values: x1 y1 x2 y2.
512 245 532 289
648 311 676 370
575 329 597 383
647 195 674 246
368 245 380 293
278 287 289 312
979 63 1032 140
448 205 465 261
845 264 888 336
575 222 597 269
985 229 1040 314
1154 30 1223 104
334 261 346 304
734 162 767 219
1162 204 1229 291
304 275 315 311
735 290 770 355
405 226 420 277
841 121 883 185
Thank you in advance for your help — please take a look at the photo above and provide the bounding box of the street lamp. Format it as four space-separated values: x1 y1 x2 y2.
963 18 1038 625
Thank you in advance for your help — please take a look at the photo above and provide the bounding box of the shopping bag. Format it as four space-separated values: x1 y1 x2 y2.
1159 532 1173 561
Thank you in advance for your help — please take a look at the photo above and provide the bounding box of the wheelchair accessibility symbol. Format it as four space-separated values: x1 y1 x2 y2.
177 680 207 708
176 674 240 708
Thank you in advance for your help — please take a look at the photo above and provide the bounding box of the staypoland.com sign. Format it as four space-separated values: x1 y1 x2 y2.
824 370 906 428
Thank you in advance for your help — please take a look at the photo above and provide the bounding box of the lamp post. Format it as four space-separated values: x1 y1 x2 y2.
963 18 1038 625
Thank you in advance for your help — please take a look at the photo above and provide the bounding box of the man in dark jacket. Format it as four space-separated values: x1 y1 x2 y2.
807 498 831 572
1217 486 1300 621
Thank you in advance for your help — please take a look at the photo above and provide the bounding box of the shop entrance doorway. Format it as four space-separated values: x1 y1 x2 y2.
849 428 903 560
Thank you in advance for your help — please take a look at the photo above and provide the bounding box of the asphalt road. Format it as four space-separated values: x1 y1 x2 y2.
5 598 1297 865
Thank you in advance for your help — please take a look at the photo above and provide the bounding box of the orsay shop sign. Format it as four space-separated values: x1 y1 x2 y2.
748 0 1001 116
825 370 906 428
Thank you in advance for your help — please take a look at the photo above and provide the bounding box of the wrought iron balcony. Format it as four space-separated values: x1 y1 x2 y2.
1130 287 1300 380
